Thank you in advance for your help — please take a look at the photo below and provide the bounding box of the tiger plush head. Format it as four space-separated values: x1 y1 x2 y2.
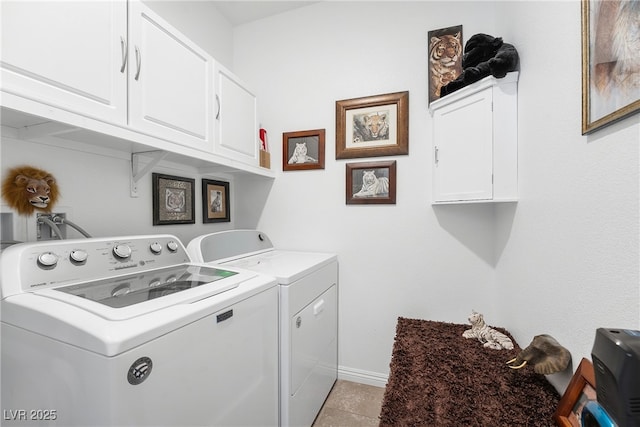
1 166 59 215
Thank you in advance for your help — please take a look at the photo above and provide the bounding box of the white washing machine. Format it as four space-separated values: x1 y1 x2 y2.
1 234 279 426
187 230 338 427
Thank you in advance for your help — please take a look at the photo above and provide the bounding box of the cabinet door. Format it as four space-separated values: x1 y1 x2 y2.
1 1 127 124
128 1 213 152
433 88 493 202
214 65 259 165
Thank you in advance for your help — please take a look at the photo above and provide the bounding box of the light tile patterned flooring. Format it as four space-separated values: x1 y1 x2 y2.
312 380 385 427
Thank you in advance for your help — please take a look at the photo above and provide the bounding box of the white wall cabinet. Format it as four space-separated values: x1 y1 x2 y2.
429 72 518 204
213 64 259 166
1 1 270 178
0 1 127 124
128 1 213 152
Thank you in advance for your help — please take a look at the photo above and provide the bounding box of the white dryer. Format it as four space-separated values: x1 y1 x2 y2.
1 234 279 426
187 230 338 427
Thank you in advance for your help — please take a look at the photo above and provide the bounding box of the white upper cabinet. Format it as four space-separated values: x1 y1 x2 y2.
128 1 213 152
214 64 259 166
0 1 127 124
0 0 270 178
429 72 518 204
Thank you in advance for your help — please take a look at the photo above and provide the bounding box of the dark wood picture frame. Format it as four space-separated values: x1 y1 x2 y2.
152 173 195 225
581 0 640 134
202 178 230 223
336 91 409 159
346 160 397 205
283 129 326 171
553 358 597 427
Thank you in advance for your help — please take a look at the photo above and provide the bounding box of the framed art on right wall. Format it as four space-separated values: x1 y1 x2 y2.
581 0 640 134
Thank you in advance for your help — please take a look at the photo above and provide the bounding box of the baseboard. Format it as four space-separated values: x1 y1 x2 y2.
338 365 388 388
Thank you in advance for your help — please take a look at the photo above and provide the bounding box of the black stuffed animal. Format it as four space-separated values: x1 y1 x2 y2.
440 33 519 96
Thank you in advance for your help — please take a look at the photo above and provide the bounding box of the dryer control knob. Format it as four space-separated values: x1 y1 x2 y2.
149 242 162 254
70 249 88 263
113 244 132 259
37 252 58 267
167 241 179 252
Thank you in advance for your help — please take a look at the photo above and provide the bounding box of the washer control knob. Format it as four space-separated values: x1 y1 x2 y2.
149 242 162 254
37 252 58 268
113 244 132 259
166 241 179 253
70 249 88 263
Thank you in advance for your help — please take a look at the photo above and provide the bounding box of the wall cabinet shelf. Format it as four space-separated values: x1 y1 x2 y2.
429 72 518 204
0 0 271 180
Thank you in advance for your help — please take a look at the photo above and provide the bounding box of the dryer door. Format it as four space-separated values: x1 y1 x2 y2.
289 285 338 423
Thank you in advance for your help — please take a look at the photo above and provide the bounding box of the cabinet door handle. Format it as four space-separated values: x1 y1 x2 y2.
434 146 439 164
134 46 142 81
119 36 128 73
215 94 220 120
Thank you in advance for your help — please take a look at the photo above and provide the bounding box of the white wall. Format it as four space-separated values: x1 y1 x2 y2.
495 0 640 390
233 1 640 389
0 134 261 244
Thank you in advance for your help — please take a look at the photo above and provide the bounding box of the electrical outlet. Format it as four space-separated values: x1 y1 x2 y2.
36 213 67 240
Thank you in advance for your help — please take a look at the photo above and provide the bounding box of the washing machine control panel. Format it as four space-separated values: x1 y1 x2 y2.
14 235 191 293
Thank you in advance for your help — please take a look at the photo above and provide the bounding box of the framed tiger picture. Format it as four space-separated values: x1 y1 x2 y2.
428 25 463 104
336 92 409 160
152 173 195 225
283 129 325 171
346 160 397 205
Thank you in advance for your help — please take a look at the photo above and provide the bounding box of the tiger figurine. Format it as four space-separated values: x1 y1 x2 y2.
462 310 514 350
288 142 317 164
429 32 463 100
354 170 389 198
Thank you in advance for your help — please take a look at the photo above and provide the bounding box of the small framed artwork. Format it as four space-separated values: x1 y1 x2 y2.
428 25 463 104
581 0 640 134
152 173 195 225
202 179 230 223
553 358 597 427
346 160 396 205
283 129 326 171
336 91 409 159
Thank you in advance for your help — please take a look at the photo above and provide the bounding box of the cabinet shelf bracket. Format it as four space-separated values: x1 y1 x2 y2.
130 150 167 197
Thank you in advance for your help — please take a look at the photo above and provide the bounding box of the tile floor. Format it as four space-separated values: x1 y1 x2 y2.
312 380 385 427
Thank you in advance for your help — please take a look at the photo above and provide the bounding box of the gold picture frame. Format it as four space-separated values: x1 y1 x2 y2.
336 91 409 159
581 0 640 134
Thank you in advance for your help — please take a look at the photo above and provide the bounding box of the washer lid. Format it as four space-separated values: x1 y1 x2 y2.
56 264 238 308
30 264 251 321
